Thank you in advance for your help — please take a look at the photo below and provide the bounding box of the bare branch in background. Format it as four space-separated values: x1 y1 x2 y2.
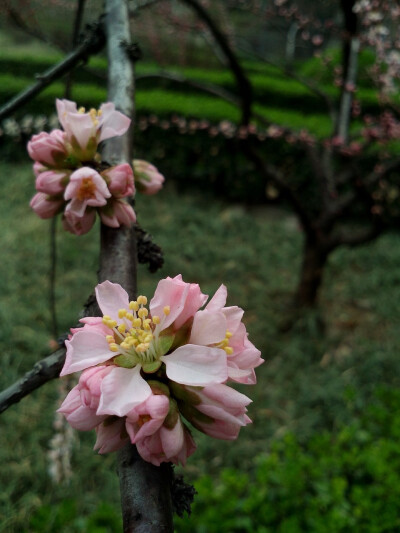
0 19 105 122
180 0 252 125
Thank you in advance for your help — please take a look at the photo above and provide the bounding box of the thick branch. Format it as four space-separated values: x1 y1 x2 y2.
0 20 105 122
0 347 66 414
104 1 173 531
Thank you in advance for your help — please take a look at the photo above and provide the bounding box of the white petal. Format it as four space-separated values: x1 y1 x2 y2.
95 280 130 319
60 331 111 376
98 366 152 417
189 310 227 345
162 345 228 386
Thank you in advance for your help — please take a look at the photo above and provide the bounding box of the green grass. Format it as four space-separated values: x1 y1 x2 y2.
1 159 400 530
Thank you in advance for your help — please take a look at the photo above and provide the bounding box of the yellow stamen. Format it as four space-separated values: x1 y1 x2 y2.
163 306 170 316
137 295 148 305
118 323 126 334
152 315 160 324
106 335 114 343
129 301 139 311
224 347 234 355
126 313 134 322
118 309 127 318
109 343 119 352
133 318 142 328
138 308 148 318
226 330 233 338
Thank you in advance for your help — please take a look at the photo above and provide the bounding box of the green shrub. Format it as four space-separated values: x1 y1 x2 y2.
176 387 400 533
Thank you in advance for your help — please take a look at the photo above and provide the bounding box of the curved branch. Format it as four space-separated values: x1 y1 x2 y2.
180 0 252 125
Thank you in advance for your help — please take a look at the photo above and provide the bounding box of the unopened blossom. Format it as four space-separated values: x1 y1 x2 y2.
99 199 136 228
133 160 165 195
103 163 135 198
62 209 96 236
59 276 261 465
27 129 68 167
30 192 64 219
56 99 130 160
35 169 70 196
171 382 252 440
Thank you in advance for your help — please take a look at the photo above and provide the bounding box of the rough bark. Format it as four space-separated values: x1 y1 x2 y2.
103 1 174 530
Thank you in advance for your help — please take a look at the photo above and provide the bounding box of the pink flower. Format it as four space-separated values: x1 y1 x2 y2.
99 199 136 228
27 129 68 167
56 99 130 159
102 163 135 198
62 208 96 236
133 160 165 195
57 366 112 430
173 383 252 440
125 391 170 443
60 280 228 417
150 274 208 331
64 167 111 217
192 284 264 384
30 192 64 219
136 416 196 466
35 169 70 195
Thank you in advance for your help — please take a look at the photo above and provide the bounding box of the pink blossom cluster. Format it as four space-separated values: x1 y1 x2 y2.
28 100 165 235
58 275 263 466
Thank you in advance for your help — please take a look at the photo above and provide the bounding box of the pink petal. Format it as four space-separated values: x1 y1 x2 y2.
95 280 130 319
150 279 189 330
60 331 111 376
206 284 227 312
98 366 152 417
189 310 227 345
162 345 228 386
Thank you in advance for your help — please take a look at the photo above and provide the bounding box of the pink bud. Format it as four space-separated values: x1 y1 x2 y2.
27 129 68 167
102 163 135 198
133 160 165 195
99 199 136 228
62 208 96 236
30 192 64 219
35 169 70 195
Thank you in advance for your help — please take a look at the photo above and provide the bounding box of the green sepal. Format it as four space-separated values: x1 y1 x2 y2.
142 360 162 374
179 402 214 425
113 354 136 368
169 381 202 405
163 398 180 429
147 380 171 397
158 334 175 356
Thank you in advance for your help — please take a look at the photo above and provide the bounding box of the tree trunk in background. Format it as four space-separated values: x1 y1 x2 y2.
295 238 329 308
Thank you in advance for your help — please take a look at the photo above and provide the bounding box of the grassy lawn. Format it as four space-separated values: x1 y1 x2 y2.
1 158 400 531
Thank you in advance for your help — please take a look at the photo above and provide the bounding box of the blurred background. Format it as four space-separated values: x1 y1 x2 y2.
1 1 400 531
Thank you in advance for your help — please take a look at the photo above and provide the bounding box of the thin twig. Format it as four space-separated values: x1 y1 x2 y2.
49 217 59 338
0 19 105 122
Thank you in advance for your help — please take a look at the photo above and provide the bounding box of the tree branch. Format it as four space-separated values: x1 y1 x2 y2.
180 0 252 125
0 19 105 122
103 0 174 530
0 347 66 414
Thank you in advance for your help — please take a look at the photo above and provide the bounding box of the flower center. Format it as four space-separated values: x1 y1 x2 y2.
77 177 97 201
102 295 171 368
78 106 103 127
